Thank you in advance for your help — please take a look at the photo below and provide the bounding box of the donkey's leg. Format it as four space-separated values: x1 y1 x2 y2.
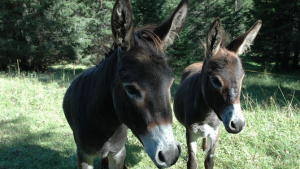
204 128 220 169
100 157 108 168
186 129 199 169
77 148 96 169
201 138 207 151
107 146 126 169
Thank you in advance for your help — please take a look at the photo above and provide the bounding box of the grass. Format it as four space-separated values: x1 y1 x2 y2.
0 64 300 169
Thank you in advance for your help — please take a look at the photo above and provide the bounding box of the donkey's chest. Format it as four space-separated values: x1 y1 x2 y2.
188 107 221 137
190 123 217 138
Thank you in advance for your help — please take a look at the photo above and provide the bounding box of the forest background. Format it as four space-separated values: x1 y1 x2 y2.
1 0 299 72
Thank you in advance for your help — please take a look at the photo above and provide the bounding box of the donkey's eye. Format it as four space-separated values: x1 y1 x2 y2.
210 77 222 88
124 85 141 98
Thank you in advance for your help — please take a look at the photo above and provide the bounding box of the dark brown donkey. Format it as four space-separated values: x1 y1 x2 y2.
63 0 188 168
174 18 262 169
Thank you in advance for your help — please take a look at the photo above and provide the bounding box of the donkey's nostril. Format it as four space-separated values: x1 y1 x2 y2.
230 121 236 129
156 144 181 167
158 151 166 163
177 145 181 156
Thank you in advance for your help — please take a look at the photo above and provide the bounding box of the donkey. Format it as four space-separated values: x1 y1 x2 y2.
63 0 189 168
173 18 262 169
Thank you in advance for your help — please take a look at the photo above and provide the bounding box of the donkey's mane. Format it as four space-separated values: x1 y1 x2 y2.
135 26 167 63
136 26 163 51
96 25 167 67
94 44 115 67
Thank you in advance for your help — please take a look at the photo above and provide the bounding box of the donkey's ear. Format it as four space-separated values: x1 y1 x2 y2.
206 18 223 58
111 0 135 51
153 0 189 48
227 20 262 55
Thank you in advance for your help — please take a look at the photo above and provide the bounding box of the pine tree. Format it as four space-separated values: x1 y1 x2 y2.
132 0 167 26
248 0 300 70
168 0 252 70
0 0 79 71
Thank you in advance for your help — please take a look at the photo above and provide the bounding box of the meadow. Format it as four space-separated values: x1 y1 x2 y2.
0 63 299 169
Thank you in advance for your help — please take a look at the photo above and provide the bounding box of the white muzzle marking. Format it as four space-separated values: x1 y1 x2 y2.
139 124 178 166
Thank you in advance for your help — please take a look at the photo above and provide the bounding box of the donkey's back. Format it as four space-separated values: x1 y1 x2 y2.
174 62 204 127
180 62 203 83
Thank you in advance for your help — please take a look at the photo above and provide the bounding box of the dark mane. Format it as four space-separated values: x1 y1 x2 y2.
97 26 167 67
95 26 167 67
95 44 115 67
134 26 167 63
136 26 163 50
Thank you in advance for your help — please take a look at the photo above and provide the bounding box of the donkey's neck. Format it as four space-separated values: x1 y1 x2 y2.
194 68 214 120
88 49 123 131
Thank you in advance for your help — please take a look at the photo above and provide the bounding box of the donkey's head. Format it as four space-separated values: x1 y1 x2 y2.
111 0 188 168
201 18 262 134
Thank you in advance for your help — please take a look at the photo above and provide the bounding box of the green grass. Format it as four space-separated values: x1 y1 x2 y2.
0 64 300 169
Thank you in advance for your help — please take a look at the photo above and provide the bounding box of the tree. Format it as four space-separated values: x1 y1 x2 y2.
0 0 82 71
74 0 114 65
247 0 300 71
132 0 167 26
168 0 252 70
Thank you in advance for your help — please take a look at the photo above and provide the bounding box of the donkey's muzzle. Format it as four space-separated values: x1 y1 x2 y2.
156 143 181 168
227 119 245 134
139 124 181 168
221 104 246 134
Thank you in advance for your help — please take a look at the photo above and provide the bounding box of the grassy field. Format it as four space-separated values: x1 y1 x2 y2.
0 64 300 169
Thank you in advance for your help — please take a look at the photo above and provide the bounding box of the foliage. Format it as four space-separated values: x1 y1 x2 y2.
0 0 114 71
247 0 300 71
132 0 167 26
74 0 114 65
0 0 299 71
0 0 79 71
168 0 254 70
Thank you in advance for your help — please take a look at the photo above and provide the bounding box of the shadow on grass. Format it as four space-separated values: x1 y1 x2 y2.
125 144 144 168
91 143 143 169
242 72 300 109
242 84 300 106
0 118 76 169
0 117 144 169
0 143 78 169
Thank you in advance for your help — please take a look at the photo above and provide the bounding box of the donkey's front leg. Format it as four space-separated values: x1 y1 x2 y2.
204 128 220 169
186 129 199 169
107 146 126 169
77 148 96 169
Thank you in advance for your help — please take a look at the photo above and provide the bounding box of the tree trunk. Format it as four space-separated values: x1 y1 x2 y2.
275 49 280 70
292 44 299 70
281 45 290 70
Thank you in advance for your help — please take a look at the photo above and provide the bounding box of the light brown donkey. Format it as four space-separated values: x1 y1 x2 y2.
174 18 262 169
